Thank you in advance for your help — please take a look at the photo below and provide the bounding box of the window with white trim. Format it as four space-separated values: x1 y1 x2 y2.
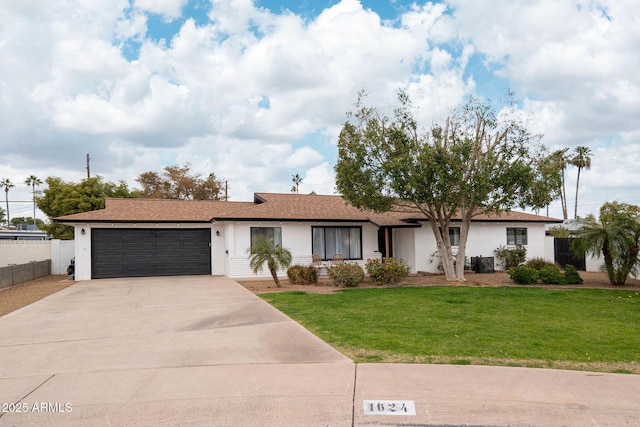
507 227 527 245
250 227 282 249
312 226 362 260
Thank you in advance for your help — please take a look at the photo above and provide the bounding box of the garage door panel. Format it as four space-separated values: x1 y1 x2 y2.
91 228 211 279
155 253 180 263
156 241 183 251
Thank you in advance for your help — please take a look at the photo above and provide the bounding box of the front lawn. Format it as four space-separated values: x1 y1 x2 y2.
261 287 640 373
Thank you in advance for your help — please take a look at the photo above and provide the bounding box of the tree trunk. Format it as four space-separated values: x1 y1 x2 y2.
560 166 567 219
428 218 458 281
574 167 581 219
268 261 281 287
454 215 472 281
602 240 617 285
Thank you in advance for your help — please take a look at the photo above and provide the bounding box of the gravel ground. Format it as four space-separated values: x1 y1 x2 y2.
0 275 76 317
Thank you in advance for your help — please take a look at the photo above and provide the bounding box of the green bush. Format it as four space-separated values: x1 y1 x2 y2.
326 263 364 287
538 264 565 284
366 257 411 285
526 257 555 271
286 265 319 285
509 265 539 284
495 245 527 269
564 265 584 285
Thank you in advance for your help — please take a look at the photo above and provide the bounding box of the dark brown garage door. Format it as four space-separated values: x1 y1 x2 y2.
91 228 211 279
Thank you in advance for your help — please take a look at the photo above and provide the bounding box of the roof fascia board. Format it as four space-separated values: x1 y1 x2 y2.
55 220 214 224
216 217 371 223
406 218 564 224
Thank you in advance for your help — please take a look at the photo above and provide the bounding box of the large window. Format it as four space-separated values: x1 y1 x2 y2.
507 227 528 245
251 227 282 249
312 227 362 260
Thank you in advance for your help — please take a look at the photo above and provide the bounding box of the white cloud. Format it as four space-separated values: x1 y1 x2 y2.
299 163 337 196
134 0 187 21
0 0 638 221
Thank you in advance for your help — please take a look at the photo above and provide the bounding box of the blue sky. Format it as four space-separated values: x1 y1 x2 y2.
0 0 638 222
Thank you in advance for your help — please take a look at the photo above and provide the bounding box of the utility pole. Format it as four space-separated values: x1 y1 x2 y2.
86 153 91 178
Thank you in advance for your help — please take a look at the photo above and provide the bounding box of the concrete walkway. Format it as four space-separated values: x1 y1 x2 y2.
0 276 638 426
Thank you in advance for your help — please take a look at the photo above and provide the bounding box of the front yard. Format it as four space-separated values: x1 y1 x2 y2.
260 285 640 374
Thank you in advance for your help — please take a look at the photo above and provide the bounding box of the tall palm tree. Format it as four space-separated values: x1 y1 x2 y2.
1 178 14 227
551 148 569 219
291 173 303 194
247 236 292 287
25 175 42 226
570 146 592 219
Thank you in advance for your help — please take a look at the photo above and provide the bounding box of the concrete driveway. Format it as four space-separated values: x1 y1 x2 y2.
0 276 354 426
1 276 639 426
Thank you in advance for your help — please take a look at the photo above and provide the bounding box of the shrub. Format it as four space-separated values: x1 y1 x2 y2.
494 245 527 269
366 257 411 285
526 257 555 271
538 264 565 284
564 265 584 285
509 265 539 285
326 263 364 287
286 265 319 285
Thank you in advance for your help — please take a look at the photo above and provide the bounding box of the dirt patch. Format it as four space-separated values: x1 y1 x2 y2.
238 271 640 294
0 275 77 317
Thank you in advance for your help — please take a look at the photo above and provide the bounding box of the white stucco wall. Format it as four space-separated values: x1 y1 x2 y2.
0 240 51 267
0 239 74 275
68 219 563 280
412 221 549 273
392 228 416 273
225 221 381 278
70 221 382 280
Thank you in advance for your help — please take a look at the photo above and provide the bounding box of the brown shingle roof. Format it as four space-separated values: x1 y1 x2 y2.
55 198 255 223
55 193 562 225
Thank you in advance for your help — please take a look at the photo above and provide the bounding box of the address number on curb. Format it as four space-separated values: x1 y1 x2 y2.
363 400 416 415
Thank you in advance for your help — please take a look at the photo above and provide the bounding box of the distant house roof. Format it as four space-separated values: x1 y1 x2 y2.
55 193 562 226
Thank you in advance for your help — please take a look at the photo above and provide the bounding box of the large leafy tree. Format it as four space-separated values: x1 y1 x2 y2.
37 176 136 239
335 91 558 281
25 175 43 225
573 202 640 286
247 236 292 287
135 164 224 200
570 145 592 219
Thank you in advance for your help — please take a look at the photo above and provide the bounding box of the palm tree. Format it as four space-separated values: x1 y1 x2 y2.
1 178 14 227
291 173 303 194
247 236 292 287
25 175 42 226
572 202 640 286
570 146 592 219
551 148 569 219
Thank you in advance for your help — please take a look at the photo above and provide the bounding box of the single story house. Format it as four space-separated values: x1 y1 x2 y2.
56 193 563 281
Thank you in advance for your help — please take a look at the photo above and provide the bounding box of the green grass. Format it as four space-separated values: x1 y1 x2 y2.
261 287 640 373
